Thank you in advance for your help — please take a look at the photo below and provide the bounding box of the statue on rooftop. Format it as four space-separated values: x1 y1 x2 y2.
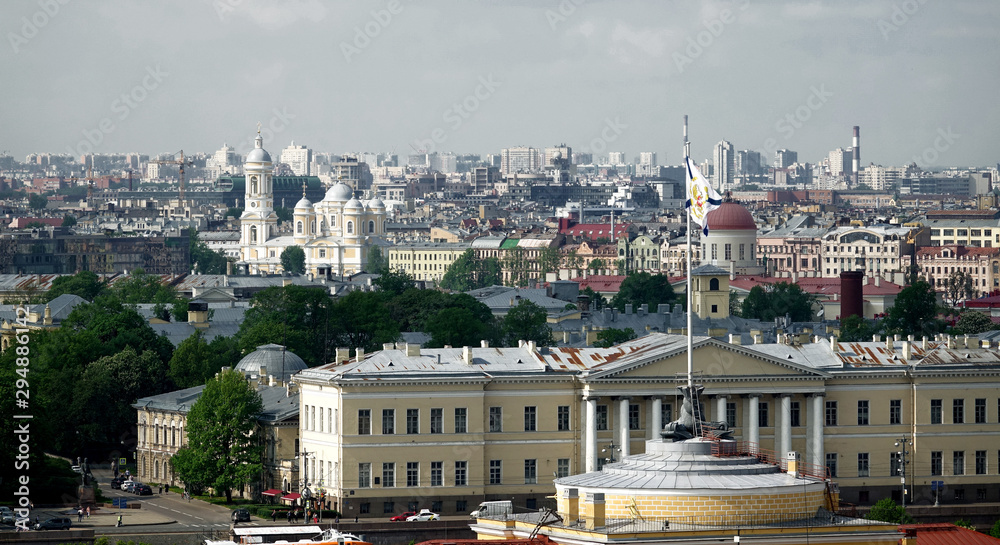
661 385 734 442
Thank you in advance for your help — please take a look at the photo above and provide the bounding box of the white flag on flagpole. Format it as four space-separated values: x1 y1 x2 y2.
685 156 722 235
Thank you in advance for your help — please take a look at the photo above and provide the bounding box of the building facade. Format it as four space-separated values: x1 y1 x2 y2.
388 242 471 283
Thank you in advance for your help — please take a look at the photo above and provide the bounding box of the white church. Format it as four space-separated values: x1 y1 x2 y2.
238 130 389 276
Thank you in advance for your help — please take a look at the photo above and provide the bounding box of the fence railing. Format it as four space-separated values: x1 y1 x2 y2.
525 511 846 533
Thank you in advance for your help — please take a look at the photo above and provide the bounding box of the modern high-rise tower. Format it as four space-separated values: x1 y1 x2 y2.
712 140 734 193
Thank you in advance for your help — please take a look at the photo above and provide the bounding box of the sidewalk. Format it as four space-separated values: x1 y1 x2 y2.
59 505 176 527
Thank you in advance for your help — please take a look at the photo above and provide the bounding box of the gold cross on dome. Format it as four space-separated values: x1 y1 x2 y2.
257 122 262 135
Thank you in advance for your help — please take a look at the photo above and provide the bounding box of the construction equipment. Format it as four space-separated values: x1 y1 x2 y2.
150 150 194 202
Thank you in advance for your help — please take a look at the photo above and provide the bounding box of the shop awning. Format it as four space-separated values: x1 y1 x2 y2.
262 489 283 497
281 493 302 501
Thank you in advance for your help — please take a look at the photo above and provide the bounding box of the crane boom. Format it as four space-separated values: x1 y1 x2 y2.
150 150 193 202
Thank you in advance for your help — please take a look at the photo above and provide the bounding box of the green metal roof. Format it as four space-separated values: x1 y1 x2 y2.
500 238 520 249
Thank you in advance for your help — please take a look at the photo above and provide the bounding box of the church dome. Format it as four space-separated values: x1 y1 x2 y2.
246 132 271 163
294 196 312 210
345 198 364 211
705 202 756 231
235 344 307 381
324 182 354 202
367 198 385 210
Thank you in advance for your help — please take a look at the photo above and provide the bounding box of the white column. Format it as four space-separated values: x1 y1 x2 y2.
651 397 663 439
716 395 728 425
585 397 598 473
747 395 760 446
618 397 631 457
810 394 825 470
779 395 792 457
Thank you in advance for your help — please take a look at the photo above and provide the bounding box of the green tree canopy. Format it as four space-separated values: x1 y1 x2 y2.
739 282 817 322
168 331 241 388
424 307 495 348
372 268 415 296
330 291 400 352
610 272 676 312
944 270 975 307
581 287 607 311
62 214 77 227
439 249 502 292
502 248 531 287
883 280 943 338
366 245 388 273
589 258 606 273
953 311 995 335
501 299 553 347
838 314 882 342
237 285 335 366
593 327 637 348
537 247 561 277
170 369 263 502
188 228 231 274
45 270 107 302
864 498 914 524
280 245 306 275
28 193 48 210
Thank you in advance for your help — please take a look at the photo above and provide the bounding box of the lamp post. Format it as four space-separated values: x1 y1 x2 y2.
601 441 621 466
894 437 911 509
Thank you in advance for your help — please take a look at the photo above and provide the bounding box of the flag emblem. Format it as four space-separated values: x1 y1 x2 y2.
685 156 722 235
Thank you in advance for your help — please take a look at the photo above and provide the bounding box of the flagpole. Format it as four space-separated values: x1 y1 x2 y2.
683 116 694 400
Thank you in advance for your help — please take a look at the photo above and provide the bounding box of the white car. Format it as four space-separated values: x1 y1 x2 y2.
406 509 439 522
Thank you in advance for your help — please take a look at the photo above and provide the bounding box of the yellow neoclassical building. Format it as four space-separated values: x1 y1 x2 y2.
293 332 1000 519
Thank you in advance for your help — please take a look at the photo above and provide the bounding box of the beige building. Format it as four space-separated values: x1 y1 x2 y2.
820 224 927 284
294 332 1000 518
917 245 1000 299
387 242 470 283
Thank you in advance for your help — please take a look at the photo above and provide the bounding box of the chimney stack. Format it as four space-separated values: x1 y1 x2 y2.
852 126 860 186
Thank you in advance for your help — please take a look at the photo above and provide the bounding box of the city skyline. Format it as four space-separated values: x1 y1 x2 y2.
2 1 998 168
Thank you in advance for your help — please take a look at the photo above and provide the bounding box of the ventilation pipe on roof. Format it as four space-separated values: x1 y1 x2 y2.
462 346 473 365
355 348 365 362
922 336 928 350
830 336 838 351
481 340 489 348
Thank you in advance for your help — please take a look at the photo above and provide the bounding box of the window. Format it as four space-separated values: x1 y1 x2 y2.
858 453 870 477
857 400 869 426
383 502 394 514
358 409 371 435
629 403 640 430
557 406 570 431
524 406 537 431
954 489 965 501
724 243 732 260
489 460 501 484
524 459 537 484
661 402 672 424
454 408 467 433
369 220 375 233
319 248 326 258
347 221 353 234
931 451 942 476
931 399 942 424
457 500 467 512
726 402 737 427
382 409 394 435
954 451 965 475
790 401 800 427
407 462 419 487
825 401 838 426
296 221 302 234
953 399 964 424
489 407 502 432
891 452 902 477
890 399 901 425
826 453 837 478
557 458 570 478
976 450 987 475
758 402 769 427
455 461 467 486
382 462 395 487
431 462 444 486
360 503 370 514
978 489 987 501
430 408 443 434
358 463 371 488
596 405 609 430
406 409 419 434
975 398 987 423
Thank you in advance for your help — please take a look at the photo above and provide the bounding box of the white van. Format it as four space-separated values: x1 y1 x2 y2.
470 500 513 518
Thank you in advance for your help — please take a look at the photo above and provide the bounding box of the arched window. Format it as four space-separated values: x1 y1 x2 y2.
251 177 258 194
250 226 257 243
296 221 303 234
347 221 353 234
310 220 315 234
369 220 375 233
709 278 720 291
154 461 159 479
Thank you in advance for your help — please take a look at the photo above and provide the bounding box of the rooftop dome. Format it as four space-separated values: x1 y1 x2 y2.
344 198 364 210
705 202 756 231
324 182 354 202
246 132 272 163
368 197 385 210
235 344 307 381
294 196 312 210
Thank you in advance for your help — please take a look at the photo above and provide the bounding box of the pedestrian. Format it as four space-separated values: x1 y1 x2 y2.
354 515 358 523
271 510 276 522
158 485 163 494
287 510 293 524
78 508 83 522
117 515 123 527
86 506 91 518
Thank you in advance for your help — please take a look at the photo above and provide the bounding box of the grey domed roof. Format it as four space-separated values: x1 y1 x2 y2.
235 344 307 381
295 196 312 210
324 182 354 202
246 133 272 163
368 198 385 209
345 198 364 210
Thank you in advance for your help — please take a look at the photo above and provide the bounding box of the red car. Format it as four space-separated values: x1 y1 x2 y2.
389 512 416 522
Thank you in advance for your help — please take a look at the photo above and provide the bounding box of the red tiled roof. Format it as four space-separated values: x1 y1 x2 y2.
916 244 1000 257
572 275 626 292
561 223 631 240
728 275 903 297
898 523 1000 545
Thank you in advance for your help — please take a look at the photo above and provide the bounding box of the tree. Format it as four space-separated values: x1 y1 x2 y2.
565 249 583 277
280 246 306 275
990 518 1000 538
439 249 501 292
502 247 531 287
62 214 77 227
28 193 47 210
740 282 816 322
171 369 263 502
237 285 335 366
589 258 607 274
838 314 881 342
883 280 943 338
274 207 293 224
610 272 676 312
188 228 231 274
953 311 995 335
944 270 974 307
537 247 561 278
168 331 241 388
45 270 107 301
501 299 552 347
367 245 389 273
372 268 414 296
330 291 400 352
728 290 742 317
865 498 914 524
593 327 637 348
424 307 494 348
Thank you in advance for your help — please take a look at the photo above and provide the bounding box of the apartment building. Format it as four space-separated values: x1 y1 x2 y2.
387 242 470 283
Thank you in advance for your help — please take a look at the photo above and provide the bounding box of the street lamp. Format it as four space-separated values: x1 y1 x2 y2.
894 437 912 509
601 441 621 466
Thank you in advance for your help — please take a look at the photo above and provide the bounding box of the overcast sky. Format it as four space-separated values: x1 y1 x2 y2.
2 0 997 168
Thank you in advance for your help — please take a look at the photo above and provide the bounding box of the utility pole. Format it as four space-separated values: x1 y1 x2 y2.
895 436 912 509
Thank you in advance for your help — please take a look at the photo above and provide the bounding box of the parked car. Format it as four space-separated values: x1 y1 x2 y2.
406 509 439 522
134 484 153 495
70 465 83 474
34 517 71 530
110 476 124 489
389 511 416 522
122 481 137 493
232 509 251 523
0 506 14 525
